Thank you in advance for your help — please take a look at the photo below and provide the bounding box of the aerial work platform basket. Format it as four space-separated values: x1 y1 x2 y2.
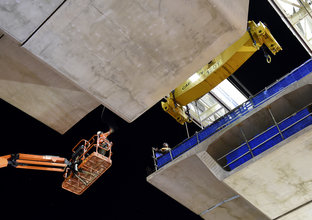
62 130 113 195
62 151 112 195
0 129 113 195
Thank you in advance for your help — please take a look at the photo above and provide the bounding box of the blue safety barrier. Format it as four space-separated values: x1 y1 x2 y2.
226 106 312 170
251 126 282 157
156 59 312 169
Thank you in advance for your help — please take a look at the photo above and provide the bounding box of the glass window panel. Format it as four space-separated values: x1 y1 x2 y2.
186 79 246 127
211 79 247 110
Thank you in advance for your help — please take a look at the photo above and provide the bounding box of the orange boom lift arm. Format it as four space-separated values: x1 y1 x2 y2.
0 153 68 172
0 129 113 195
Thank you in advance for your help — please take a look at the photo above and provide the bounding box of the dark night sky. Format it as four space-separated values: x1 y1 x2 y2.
0 1 310 219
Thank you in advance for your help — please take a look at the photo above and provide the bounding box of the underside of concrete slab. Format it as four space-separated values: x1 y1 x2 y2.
23 0 249 122
147 146 269 219
0 33 99 134
0 0 64 43
0 0 249 133
224 126 312 219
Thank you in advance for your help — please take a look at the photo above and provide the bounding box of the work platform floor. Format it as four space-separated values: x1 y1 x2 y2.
62 152 112 195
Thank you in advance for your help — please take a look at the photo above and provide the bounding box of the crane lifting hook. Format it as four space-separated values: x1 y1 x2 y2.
266 54 271 63
261 46 272 63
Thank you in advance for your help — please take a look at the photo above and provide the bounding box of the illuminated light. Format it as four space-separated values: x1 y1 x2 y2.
187 79 247 127
211 79 247 109
189 73 200 82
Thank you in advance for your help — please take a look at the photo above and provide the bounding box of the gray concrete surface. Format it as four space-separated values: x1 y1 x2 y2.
224 126 312 219
147 145 269 219
278 202 312 220
148 71 312 219
0 0 249 132
22 0 249 123
0 0 63 43
0 33 99 134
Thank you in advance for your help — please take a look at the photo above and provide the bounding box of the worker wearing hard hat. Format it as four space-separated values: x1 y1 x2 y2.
97 129 113 156
154 143 171 158
160 143 170 153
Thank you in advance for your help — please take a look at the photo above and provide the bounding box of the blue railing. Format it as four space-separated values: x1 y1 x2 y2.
224 104 312 170
155 59 312 169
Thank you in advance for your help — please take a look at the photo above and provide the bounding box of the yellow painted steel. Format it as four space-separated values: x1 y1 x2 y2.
162 21 282 125
161 98 191 124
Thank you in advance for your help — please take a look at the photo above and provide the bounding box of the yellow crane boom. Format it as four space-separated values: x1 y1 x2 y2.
162 21 282 125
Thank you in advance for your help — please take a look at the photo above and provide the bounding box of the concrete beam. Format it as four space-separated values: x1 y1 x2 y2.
148 65 312 219
212 72 312 218
23 0 249 123
0 33 99 134
224 126 312 219
0 0 63 43
147 143 269 219
279 202 312 220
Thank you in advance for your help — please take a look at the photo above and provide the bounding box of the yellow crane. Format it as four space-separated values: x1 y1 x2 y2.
162 21 282 125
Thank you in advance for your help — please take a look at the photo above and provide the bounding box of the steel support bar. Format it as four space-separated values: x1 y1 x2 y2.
240 127 254 158
152 148 158 171
195 100 203 129
268 107 285 139
16 159 67 167
19 153 66 163
200 195 240 216
16 165 65 172
185 122 190 138
268 0 312 56
169 149 173 161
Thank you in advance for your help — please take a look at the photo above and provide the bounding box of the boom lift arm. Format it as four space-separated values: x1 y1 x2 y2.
0 153 68 172
0 129 113 195
161 21 282 125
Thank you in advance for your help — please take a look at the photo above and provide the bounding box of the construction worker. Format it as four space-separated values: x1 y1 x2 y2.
160 142 171 153
97 129 113 156
154 142 171 157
